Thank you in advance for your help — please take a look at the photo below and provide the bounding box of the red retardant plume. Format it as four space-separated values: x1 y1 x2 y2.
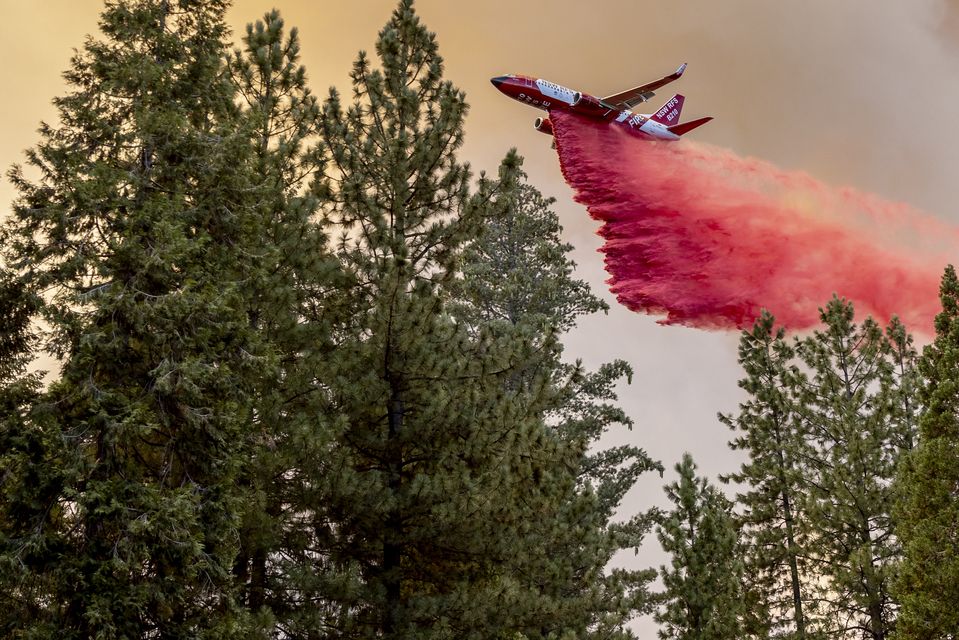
550 111 957 332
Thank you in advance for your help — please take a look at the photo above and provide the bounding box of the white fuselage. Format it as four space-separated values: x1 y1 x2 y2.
530 77 680 141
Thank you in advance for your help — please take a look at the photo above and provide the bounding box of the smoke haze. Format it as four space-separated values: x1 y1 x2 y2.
3 2 959 636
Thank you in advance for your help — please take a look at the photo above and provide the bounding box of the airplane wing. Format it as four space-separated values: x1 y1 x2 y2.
602 63 687 110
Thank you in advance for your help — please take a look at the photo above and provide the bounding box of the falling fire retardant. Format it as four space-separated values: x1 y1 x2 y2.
550 111 956 332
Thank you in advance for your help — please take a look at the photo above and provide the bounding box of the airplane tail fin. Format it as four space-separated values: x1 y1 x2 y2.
667 116 713 137
650 94 684 126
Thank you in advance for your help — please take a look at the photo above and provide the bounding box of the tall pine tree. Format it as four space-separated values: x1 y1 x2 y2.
656 454 744 640
293 2 581 637
454 156 660 638
0 0 273 634
894 265 959 639
794 298 915 640
720 311 819 640
224 10 344 628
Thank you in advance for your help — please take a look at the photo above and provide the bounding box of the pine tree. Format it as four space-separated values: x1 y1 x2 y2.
224 10 344 628
656 454 744 640
794 298 915 640
0 1 271 634
293 2 580 637
0 266 46 633
894 265 959 639
720 311 818 639
454 155 660 638
886 318 922 454
452 152 606 335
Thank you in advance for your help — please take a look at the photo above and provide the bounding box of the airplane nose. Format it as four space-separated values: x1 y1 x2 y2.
490 76 509 88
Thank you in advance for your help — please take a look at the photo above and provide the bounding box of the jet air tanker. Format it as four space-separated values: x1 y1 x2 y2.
491 63 712 141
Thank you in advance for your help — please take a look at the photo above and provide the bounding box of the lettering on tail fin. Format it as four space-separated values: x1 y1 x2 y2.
651 94 685 125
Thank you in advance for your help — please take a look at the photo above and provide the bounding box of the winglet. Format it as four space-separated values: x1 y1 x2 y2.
676 63 687 77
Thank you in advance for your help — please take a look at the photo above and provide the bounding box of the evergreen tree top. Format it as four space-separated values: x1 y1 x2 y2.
456 150 607 335
317 0 472 287
919 263 959 439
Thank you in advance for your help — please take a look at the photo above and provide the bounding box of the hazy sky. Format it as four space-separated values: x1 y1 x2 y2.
3 0 958 634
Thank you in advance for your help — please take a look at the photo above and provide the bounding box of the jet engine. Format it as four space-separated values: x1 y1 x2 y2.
533 117 553 135
569 92 613 118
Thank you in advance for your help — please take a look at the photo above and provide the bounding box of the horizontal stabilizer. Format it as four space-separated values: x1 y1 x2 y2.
667 117 713 137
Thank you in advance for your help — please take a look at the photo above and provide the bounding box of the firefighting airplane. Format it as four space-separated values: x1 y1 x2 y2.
490 63 712 141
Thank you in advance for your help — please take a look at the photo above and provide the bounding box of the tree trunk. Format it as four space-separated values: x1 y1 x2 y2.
773 418 806 640
383 392 404 637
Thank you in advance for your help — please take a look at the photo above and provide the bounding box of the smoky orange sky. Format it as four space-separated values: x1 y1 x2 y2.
3 1 959 634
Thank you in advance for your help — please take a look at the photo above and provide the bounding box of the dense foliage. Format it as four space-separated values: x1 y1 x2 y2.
718 299 921 640
656 454 744 640
893 265 959 640
1 1 955 639
2 1 268 634
0 1 657 638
